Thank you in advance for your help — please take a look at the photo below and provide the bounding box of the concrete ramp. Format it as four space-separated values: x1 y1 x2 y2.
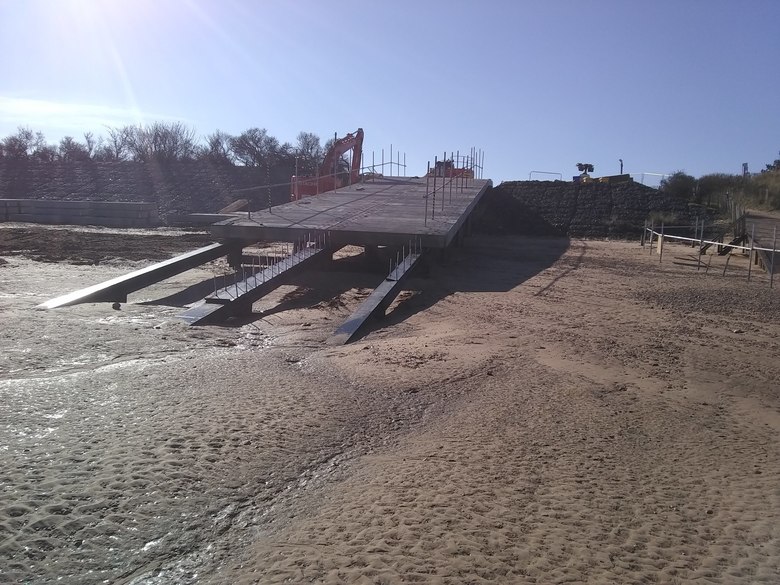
39 243 233 309
180 245 330 325
329 250 423 345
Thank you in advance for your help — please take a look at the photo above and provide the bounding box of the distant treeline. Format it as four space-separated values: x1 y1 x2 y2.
660 153 780 211
0 123 333 176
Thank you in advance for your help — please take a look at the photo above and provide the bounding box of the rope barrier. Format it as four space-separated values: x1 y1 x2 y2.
644 228 779 254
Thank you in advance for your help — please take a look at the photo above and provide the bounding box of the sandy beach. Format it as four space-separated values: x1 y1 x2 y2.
1 225 779 584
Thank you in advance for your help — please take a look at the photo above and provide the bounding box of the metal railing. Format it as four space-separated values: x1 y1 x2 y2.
529 171 563 181
643 221 779 288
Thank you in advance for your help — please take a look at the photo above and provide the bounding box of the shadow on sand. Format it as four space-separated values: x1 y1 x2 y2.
141 235 572 340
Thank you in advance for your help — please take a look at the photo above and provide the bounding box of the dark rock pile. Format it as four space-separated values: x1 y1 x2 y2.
479 180 706 238
0 160 294 219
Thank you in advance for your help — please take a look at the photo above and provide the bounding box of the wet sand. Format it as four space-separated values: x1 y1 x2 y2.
1 226 779 584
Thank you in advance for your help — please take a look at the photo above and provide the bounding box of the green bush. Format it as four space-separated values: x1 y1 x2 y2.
697 173 742 205
664 168 780 212
659 171 696 199
750 171 780 208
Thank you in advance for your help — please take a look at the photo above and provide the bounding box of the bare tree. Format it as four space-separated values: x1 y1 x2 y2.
83 132 97 158
32 143 58 163
1 126 35 159
230 127 279 166
104 125 134 161
230 127 265 166
0 123 328 174
278 141 294 165
58 136 91 162
294 131 322 174
125 122 198 163
198 130 235 165
0 127 55 161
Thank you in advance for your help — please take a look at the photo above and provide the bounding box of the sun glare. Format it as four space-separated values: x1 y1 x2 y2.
64 0 152 29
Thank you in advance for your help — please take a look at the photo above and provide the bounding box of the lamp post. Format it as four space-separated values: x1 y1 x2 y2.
619 158 623 174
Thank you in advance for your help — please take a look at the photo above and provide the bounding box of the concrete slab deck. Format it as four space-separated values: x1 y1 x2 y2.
209 177 492 248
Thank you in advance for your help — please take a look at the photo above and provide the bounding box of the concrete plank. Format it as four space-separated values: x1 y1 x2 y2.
329 252 423 345
39 243 234 309
179 246 330 325
210 177 491 249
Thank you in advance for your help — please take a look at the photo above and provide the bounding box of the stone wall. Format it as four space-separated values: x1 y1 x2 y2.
479 180 705 238
0 199 159 228
0 160 294 221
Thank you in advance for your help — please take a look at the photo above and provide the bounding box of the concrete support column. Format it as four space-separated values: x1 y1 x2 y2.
364 245 379 263
227 245 244 270
315 248 335 270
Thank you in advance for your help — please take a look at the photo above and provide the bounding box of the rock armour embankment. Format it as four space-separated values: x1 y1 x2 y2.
481 180 699 238
2 163 703 235
0 160 293 219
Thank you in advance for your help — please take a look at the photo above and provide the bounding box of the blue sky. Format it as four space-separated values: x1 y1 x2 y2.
1 0 778 184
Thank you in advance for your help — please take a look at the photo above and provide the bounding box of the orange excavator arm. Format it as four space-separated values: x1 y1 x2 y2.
291 128 364 201
320 128 363 181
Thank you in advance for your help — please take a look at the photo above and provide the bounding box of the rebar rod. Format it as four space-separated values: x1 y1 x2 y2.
449 151 453 204
432 156 437 221
769 225 777 289
266 162 271 211
442 151 446 213
747 223 755 282
425 161 430 226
